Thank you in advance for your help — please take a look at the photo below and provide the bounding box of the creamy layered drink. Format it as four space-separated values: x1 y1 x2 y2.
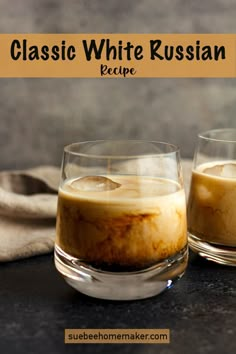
56 175 187 271
188 161 236 247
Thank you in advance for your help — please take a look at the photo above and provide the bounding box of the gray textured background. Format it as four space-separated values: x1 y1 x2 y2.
0 0 236 169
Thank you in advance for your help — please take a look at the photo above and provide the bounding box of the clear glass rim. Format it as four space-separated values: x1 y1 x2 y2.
64 140 180 159
198 128 236 143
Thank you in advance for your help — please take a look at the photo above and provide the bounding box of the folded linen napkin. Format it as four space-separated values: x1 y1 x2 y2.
0 160 192 262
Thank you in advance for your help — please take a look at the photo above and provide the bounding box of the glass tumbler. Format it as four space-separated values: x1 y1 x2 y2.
55 140 188 300
188 129 236 266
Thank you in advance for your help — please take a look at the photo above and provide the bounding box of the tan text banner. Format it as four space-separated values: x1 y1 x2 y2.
0 34 235 77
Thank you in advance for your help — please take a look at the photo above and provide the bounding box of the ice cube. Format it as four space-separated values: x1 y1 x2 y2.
221 164 236 178
204 163 236 178
70 176 121 192
204 164 223 176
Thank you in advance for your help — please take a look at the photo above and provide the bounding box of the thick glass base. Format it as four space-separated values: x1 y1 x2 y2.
188 233 236 266
54 245 188 300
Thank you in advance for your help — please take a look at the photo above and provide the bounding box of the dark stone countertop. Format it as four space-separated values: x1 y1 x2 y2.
0 251 235 354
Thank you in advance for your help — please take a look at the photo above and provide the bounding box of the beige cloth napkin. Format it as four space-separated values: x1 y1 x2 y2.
0 160 192 262
0 166 60 262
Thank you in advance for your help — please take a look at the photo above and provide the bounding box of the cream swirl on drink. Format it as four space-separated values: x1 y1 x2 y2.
56 175 187 270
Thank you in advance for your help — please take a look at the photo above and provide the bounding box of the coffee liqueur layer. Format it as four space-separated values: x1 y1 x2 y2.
188 161 236 247
56 175 187 270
